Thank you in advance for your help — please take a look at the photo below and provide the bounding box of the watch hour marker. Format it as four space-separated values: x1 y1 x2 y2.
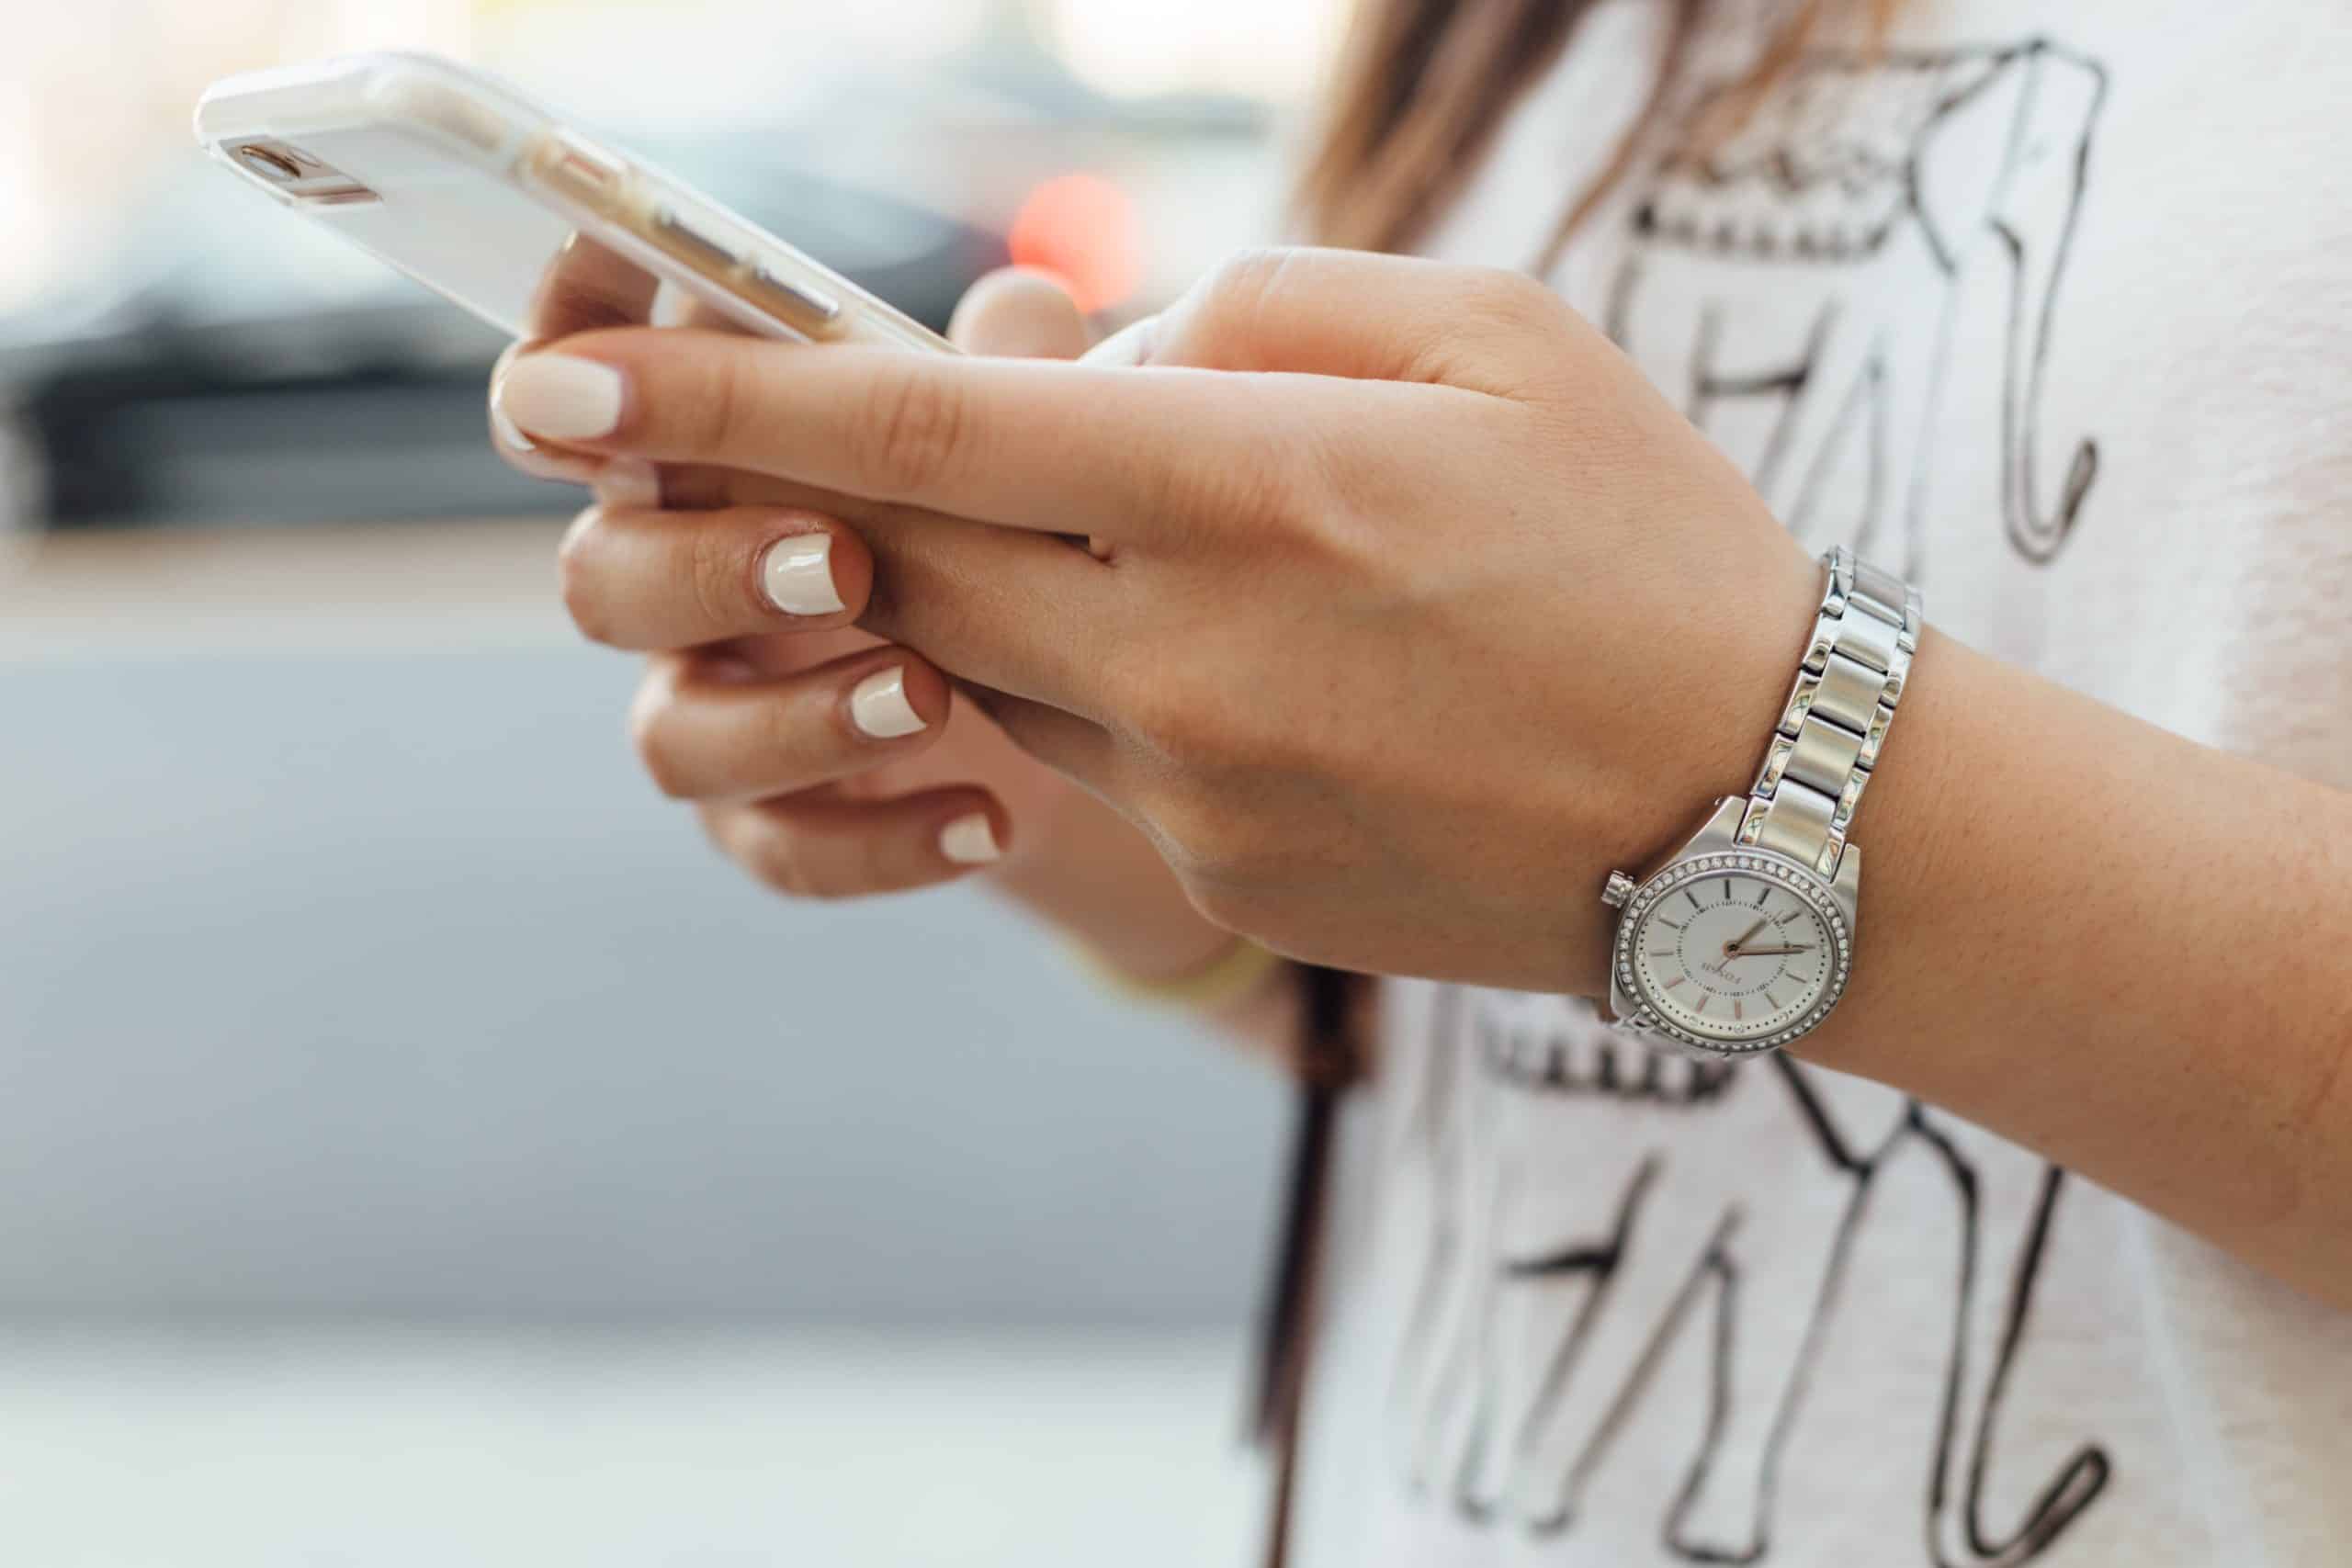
1723 878 1733 903
1660 919 1685 931
1694 995 1708 1014
1686 890 1702 913
1647 950 1674 959
1754 886 1770 908
1733 999 1744 1021
1664 976 1686 991
1765 990 1783 1010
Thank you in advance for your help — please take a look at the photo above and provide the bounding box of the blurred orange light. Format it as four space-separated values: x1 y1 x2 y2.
1007 174 1143 316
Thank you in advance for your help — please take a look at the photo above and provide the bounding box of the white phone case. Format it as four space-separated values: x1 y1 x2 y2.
194 51 953 354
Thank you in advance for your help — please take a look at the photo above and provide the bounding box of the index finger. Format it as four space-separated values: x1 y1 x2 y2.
492 236 669 480
490 327 1317 542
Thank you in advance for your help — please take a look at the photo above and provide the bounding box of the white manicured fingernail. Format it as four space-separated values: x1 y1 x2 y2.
939 813 1001 865
595 457 662 508
490 403 537 454
849 667 926 739
494 354 625 439
762 532 844 615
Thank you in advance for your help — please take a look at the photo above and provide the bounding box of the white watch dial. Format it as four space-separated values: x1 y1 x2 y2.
1629 869 1837 1043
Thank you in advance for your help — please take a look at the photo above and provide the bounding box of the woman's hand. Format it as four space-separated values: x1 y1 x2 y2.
492 269 1251 989
489 269 1080 896
492 248 1824 992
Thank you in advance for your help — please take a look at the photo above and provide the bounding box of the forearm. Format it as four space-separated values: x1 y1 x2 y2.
1797 629 2352 1304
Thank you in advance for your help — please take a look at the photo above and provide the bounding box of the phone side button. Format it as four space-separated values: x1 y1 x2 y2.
529 131 624 205
745 265 843 334
653 208 741 271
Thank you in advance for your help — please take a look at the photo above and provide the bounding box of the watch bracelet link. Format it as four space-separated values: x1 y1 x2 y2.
1738 547 1921 877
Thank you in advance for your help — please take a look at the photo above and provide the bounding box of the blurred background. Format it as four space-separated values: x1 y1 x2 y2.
0 2 1343 1562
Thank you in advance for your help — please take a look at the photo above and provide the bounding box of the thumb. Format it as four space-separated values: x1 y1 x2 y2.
947 267 1093 360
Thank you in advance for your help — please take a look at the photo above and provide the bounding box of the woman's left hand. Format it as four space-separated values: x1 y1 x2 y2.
497 247 1827 992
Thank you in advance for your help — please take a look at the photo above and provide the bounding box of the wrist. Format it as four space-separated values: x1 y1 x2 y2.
1570 545 1825 997
1595 547 1924 1055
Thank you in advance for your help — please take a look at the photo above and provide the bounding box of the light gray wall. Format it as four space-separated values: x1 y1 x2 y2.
0 637 1285 1325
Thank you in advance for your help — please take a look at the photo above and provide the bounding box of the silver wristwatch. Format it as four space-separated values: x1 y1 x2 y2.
1600 547 1920 1057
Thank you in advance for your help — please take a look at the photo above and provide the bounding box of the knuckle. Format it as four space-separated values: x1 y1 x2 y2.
1137 396 1311 546
736 825 819 899
1466 268 1566 333
1200 247 1294 325
774 847 862 901
857 364 970 493
684 519 746 632
1170 247 1295 362
760 687 842 771
737 822 878 903
1449 273 1577 397
750 838 815 898
698 346 766 463
556 511 616 644
627 680 691 799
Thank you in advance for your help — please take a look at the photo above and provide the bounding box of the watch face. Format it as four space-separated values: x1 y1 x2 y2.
1616 852 1851 1053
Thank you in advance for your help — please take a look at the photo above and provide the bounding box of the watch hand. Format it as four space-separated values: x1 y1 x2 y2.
1728 944 1814 958
1724 918 1769 955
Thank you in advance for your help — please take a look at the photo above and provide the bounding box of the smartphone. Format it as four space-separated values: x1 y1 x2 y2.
194 51 955 354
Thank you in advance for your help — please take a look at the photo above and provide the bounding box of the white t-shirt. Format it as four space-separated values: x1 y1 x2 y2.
1289 4 2352 1565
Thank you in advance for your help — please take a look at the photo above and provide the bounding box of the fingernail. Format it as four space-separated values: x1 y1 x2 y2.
594 457 662 509
494 353 625 439
939 812 1001 865
490 403 537 454
849 667 926 739
761 532 845 616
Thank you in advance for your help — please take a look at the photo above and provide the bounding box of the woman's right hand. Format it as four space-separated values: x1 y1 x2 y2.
491 265 1256 987
493 264 1092 897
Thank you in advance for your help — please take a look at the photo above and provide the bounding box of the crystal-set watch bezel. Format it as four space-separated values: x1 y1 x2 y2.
1611 844 1854 1055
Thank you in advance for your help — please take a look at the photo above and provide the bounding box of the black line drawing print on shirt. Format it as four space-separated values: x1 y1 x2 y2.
1600 40 2108 570
1385 988 2111 1566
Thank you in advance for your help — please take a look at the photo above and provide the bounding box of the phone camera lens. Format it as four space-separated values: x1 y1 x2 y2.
234 144 304 182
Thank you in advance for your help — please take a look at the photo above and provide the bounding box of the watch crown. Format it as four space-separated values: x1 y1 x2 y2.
1601 871 1635 908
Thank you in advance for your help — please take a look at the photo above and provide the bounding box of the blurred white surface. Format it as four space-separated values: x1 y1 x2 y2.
0 1325 1261 1566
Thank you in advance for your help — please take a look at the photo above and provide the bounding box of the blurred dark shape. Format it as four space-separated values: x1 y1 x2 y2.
0 141 1002 534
